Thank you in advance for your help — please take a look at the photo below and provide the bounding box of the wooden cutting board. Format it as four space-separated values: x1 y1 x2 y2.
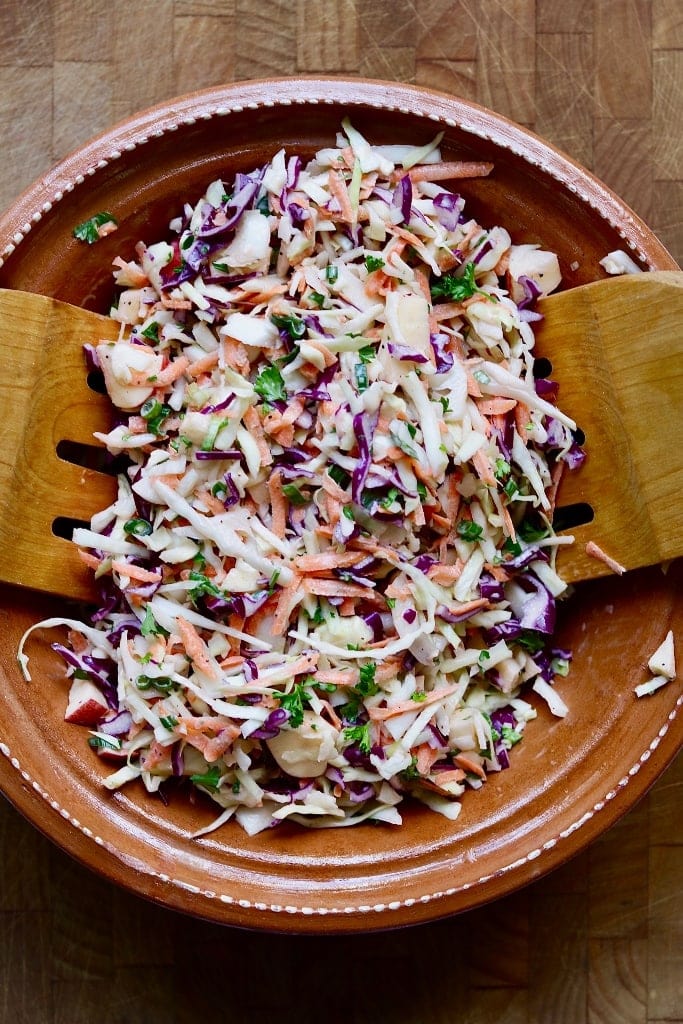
0 2 681 1022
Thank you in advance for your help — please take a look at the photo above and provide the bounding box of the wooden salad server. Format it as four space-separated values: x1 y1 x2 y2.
0 272 681 602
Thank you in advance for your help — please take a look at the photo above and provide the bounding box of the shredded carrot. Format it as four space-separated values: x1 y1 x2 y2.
328 169 354 224
430 768 466 786
415 743 441 775
271 574 304 635
188 350 219 378
585 541 626 575
243 405 273 466
268 469 287 540
472 447 496 486
294 551 365 573
407 160 493 183
427 562 464 585
368 684 460 721
110 561 162 584
176 616 218 678
453 753 487 779
304 578 383 603
477 397 517 416
78 550 102 571
515 401 531 436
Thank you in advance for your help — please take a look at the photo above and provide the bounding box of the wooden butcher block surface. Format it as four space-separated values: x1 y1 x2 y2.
0 2 681 1022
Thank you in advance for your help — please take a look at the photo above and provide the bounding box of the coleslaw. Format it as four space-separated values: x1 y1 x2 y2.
20 120 585 835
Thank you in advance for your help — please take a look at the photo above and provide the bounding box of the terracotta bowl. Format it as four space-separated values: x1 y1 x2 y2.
0 79 680 933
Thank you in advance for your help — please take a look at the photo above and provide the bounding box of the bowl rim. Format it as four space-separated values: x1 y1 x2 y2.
0 77 680 932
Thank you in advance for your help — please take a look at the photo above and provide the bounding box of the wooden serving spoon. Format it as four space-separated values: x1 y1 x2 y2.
0 273 681 603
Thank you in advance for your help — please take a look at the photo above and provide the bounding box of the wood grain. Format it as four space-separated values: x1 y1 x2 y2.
0 1 681 1021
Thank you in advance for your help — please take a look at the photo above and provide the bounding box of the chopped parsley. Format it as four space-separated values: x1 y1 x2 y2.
456 520 484 542
73 211 117 244
276 683 312 728
344 721 372 753
364 255 385 273
141 321 160 342
430 261 481 303
253 364 287 404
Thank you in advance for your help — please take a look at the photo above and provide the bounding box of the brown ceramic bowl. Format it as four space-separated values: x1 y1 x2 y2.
0 79 680 933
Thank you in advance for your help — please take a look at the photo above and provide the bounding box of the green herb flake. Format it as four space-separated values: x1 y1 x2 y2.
329 465 350 489
358 345 376 365
190 765 222 791
503 478 519 500
501 724 523 746
430 261 481 303
73 211 117 245
364 255 385 273
410 691 428 702
271 312 306 340
268 569 281 593
357 663 378 697
88 735 121 751
494 458 511 481
342 504 355 521
188 570 223 603
276 683 312 728
140 606 168 639
551 657 570 677
456 520 484 542
281 482 308 506
141 321 160 342
253 364 287 404
344 721 372 753
309 291 326 308
160 715 178 730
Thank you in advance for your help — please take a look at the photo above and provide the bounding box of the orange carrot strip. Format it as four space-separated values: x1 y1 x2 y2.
110 561 162 583
427 563 464 585
472 447 496 486
78 550 102 571
320 474 350 503
431 768 466 786
410 161 493 185
303 578 382 602
368 684 460 721
476 398 517 416
416 743 441 775
453 753 487 779
295 551 365 573
188 350 219 378
515 401 531 436
585 541 626 575
271 574 304 635
243 406 273 467
268 469 287 540
176 617 218 678
328 169 354 224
